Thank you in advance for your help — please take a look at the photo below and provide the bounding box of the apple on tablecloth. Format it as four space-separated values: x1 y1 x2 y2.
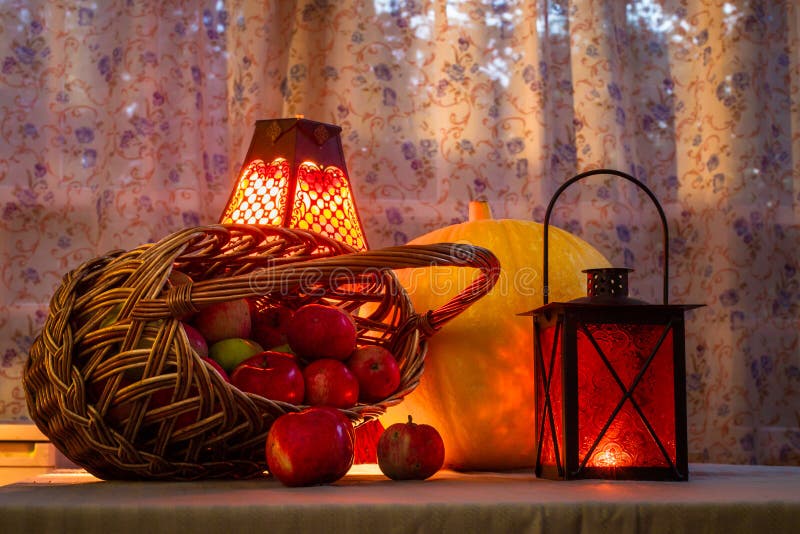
377 415 445 480
266 406 355 486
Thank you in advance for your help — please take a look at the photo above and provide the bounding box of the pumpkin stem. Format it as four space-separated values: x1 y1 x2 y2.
407 414 414 425
468 200 493 222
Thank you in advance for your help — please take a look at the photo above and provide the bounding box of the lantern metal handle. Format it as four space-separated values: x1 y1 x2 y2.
542 168 670 305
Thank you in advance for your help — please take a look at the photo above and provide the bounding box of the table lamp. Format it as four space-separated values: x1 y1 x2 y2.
522 169 702 480
220 117 369 251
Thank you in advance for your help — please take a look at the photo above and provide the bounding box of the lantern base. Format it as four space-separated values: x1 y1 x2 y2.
536 464 689 481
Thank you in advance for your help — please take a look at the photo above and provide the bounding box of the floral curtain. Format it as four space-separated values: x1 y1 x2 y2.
1 0 797 465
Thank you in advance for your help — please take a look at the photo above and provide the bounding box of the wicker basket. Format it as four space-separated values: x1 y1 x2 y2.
24 224 499 480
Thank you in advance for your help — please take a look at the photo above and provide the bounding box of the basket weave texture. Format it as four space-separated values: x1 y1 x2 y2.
24 224 499 480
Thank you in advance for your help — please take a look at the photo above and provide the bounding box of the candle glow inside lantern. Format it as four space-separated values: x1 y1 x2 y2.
220 117 368 251
523 169 702 481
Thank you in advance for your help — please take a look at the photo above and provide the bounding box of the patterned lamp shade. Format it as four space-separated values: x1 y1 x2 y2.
220 118 368 251
522 169 702 481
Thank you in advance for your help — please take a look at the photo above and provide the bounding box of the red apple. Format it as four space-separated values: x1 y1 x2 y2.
201 356 230 382
377 415 445 480
182 322 209 358
286 303 357 360
303 359 359 408
346 345 401 402
231 351 304 404
192 298 251 343
266 406 355 486
251 303 294 350
315 405 356 445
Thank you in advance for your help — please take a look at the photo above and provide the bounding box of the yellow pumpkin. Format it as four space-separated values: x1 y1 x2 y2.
381 201 611 470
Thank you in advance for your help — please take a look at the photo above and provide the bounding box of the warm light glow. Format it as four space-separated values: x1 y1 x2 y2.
589 443 633 468
599 450 618 466
221 158 290 226
220 157 368 251
535 315 681 478
577 322 676 470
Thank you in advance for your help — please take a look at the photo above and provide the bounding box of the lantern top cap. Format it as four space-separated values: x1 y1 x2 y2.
570 266 650 305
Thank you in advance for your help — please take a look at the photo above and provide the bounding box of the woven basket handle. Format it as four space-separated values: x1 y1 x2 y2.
132 236 500 336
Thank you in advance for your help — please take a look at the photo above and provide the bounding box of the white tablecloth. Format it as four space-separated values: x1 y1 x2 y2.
1 463 798 533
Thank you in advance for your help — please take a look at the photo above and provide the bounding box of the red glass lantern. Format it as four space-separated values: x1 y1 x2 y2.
522 169 702 481
220 117 369 251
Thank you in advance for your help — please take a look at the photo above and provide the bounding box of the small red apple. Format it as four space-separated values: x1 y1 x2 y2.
182 322 209 358
303 359 359 408
286 303 357 360
266 406 355 486
201 356 230 382
192 298 252 343
346 345 401 402
377 415 445 480
231 351 304 404
251 303 294 350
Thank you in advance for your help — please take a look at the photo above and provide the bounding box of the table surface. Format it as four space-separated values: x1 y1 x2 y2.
1 463 799 534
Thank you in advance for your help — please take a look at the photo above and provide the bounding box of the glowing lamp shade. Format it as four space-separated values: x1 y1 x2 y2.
523 170 702 481
220 118 368 251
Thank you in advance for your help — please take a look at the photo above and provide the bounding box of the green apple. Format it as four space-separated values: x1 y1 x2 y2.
209 338 264 373
268 343 294 354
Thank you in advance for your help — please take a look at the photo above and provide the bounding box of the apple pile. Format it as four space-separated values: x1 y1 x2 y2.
183 297 415 486
185 299 403 410
266 410 446 487
93 296 446 486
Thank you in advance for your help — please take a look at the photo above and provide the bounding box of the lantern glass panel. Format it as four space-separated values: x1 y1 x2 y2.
576 322 676 469
222 158 290 226
536 323 564 469
290 161 366 249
